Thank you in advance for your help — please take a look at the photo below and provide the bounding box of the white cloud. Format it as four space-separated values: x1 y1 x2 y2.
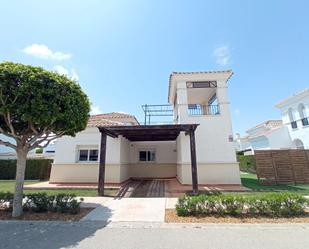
90 105 102 115
53 65 79 81
235 109 241 116
23 44 71 60
53 65 69 76
71 68 79 81
213 45 231 66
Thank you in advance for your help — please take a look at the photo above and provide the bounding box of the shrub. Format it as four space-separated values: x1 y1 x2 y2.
0 192 14 210
237 155 256 173
55 194 83 214
35 148 43 154
176 193 308 217
0 159 52 180
0 192 83 214
24 193 54 212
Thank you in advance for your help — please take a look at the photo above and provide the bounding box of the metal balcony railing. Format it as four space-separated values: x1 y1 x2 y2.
188 104 220 116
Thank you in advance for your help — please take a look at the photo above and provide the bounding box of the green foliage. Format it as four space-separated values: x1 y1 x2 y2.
0 192 83 214
55 194 83 214
237 155 256 173
0 159 52 180
35 148 43 154
0 192 14 210
0 61 90 138
236 151 244 156
24 193 54 212
176 193 308 217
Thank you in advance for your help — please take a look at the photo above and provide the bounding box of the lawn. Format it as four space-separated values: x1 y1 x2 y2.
0 180 118 197
240 172 309 195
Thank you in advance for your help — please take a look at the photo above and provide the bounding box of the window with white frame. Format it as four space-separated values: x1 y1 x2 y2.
77 147 99 162
139 150 156 162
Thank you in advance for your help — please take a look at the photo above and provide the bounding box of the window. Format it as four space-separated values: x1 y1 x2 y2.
298 103 308 127
302 117 309 126
89 150 99 161
139 150 156 162
291 121 298 129
78 148 99 162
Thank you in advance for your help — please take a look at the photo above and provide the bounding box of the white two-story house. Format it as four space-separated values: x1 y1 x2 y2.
275 88 309 149
236 88 309 153
50 70 241 188
235 120 291 153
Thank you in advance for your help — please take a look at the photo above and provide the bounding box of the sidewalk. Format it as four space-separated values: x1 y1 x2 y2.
81 197 178 222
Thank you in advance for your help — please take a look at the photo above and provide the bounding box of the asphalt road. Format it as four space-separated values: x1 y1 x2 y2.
1 221 309 249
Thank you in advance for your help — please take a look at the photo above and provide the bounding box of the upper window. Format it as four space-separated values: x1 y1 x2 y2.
78 148 99 162
298 103 308 127
288 108 297 129
139 150 156 162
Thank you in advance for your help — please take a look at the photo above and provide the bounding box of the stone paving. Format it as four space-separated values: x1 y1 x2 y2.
81 197 169 222
25 178 249 197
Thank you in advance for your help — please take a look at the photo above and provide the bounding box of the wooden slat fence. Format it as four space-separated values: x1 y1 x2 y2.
255 149 309 185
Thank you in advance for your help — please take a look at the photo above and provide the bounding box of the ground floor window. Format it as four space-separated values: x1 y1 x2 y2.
78 148 99 162
139 150 156 162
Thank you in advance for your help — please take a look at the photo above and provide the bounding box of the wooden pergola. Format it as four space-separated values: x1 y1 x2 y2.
97 124 199 196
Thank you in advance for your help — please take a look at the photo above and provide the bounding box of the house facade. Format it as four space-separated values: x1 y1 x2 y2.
236 88 309 152
275 88 309 149
235 120 292 153
50 70 241 185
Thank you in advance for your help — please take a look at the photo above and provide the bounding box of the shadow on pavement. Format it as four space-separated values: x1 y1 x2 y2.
0 206 112 249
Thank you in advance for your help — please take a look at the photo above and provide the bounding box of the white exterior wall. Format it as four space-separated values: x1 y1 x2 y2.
50 129 177 183
277 92 309 149
267 126 292 149
172 73 241 185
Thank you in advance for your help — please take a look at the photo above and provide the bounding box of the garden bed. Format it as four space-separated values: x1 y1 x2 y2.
165 209 309 223
0 208 93 221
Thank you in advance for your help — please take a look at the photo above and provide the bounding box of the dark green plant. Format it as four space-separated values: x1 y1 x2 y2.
237 155 256 173
35 148 43 154
0 62 90 217
176 193 308 217
0 192 14 210
0 159 53 180
55 194 83 214
24 193 54 212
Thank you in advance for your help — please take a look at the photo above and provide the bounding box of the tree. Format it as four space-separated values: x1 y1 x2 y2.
0 62 90 217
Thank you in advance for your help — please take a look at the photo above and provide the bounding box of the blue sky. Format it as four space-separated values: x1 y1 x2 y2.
1 0 308 134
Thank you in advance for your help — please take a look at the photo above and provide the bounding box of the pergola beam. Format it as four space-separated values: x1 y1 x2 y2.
189 128 198 194
97 124 199 195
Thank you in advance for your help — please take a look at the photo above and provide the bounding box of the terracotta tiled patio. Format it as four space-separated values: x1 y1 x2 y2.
25 178 250 197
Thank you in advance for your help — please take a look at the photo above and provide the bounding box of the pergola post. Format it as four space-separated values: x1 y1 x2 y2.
189 127 198 195
98 131 107 196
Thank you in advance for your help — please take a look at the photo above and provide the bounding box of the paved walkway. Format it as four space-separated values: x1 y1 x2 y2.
81 197 177 222
26 179 249 197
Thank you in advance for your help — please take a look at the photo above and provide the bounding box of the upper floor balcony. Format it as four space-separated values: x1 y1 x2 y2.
188 104 220 116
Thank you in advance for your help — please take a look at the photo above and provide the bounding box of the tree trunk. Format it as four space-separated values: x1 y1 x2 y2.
12 148 27 217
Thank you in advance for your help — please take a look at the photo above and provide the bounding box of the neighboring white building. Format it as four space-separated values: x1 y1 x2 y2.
50 70 241 185
275 88 309 149
236 88 309 152
235 120 292 153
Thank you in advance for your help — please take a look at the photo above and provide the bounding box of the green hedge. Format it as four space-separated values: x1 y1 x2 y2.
0 192 83 214
237 155 256 173
0 159 52 180
176 193 308 217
